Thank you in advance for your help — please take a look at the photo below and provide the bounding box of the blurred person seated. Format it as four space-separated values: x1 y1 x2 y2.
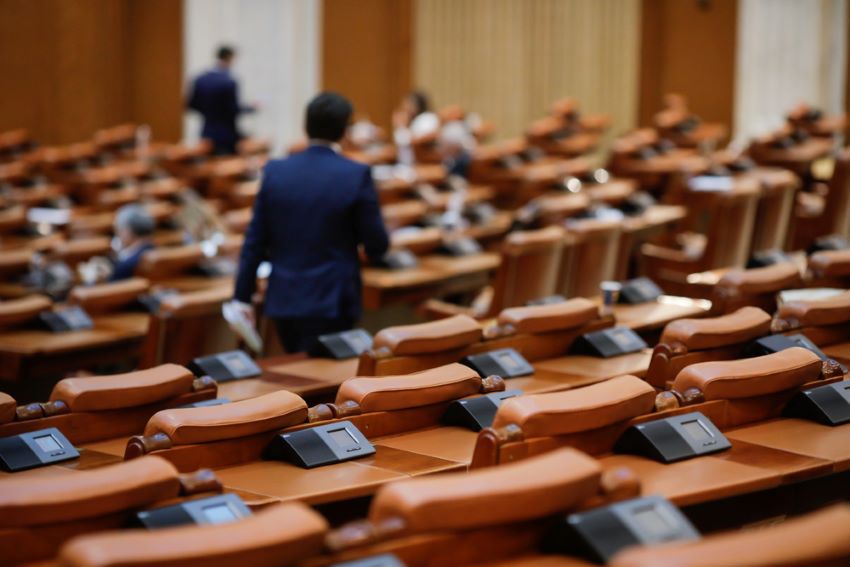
393 90 440 165
439 120 475 179
79 204 155 283
110 204 156 281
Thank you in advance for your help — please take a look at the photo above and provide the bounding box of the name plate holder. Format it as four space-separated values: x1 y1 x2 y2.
441 389 523 431
573 326 648 358
179 398 231 409
618 277 663 304
265 420 375 469
461 348 534 379
40 306 94 333
614 411 731 464
543 495 700 563
439 237 482 257
378 249 418 270
0 427 80 472
784 381 850 426
190 350 262 382
317 329 373 359
526 295 568 306
749 334 848 373
137 493 251 529
330 554 406 567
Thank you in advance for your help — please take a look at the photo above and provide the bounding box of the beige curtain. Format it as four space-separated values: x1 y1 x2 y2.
414 0 641 141
734 0 847 145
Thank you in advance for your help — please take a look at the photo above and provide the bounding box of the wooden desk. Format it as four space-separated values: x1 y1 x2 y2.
610 295 711 333
361 252 500 310
217 357 360 403
0 312 149 401
750 137 833 175
217 443 464 506
727 417 850 473
615 205 687 280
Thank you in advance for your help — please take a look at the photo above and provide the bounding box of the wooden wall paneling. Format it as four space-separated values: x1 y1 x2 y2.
0 0 183 145
414 0 641 140
127 0 184 143
638 0 738 128
321 0 413 132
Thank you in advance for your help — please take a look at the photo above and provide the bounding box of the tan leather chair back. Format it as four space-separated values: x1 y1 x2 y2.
692 187 760 270
559 218 622 298
824 148 850 237
489 226 565 314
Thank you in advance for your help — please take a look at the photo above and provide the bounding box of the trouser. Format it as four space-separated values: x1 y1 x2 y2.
274 316 355 355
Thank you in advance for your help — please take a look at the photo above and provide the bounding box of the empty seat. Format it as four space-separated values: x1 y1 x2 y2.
711 262 802 314
612 504 850 567
58 502 327 567
646 306 772 388
0 456 221 563
1 364 216 444
423 226 566 319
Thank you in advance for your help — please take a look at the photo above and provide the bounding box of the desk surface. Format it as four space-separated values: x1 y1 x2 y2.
727 417 850 473
610 295 711 331
217 357 359 402
215 443 464 506
0 312 148 355
362 252 500 310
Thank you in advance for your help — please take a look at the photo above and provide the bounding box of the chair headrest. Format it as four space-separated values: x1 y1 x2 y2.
777 289 850 327
0 457 180 528
497 298 598 335
611 504 850 567
158 285 233 317
144 390 308 445
50 364 196 412
137 244 204 277
503 226 566 254
717 262 802 295
809 249 850 277
370 448 600 534
390 227 443 254
373 314 483 355
672 347 822 400
493 375 656 437
53 236 112 262
58 502 328 567
659 306 771 350
0 295 52 329
0 391 15 424
0 248 33 274
335 363 490 412
69 278 150 314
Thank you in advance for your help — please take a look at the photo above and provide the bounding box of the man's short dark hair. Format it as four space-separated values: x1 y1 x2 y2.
305 92 353 142
217 45 235 62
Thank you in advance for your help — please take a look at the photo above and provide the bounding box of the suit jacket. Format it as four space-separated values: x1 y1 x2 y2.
110 242 154 282
187 68 246 154
234 145 390 321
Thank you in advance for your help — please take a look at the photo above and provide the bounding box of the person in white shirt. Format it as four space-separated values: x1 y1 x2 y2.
393 91 440 165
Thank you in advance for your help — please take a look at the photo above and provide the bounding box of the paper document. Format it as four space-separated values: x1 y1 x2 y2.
222 301 263 354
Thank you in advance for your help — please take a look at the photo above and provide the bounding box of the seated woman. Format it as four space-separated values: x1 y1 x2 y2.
392 90 440 165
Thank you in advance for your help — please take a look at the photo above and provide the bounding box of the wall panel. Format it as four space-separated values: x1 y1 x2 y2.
414 0 641 140
638 0 738 129
0 0 183 145
322 0 412 132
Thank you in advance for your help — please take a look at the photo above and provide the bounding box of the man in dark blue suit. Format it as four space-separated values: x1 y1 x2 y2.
231 92 390 353
187 46 255 155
